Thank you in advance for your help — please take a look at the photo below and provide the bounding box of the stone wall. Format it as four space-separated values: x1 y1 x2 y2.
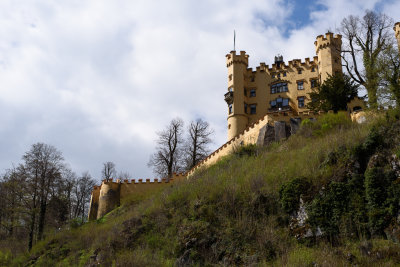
88 173 186 220
187 110 322 176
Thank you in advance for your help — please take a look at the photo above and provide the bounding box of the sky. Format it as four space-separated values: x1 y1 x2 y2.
0 0 399 183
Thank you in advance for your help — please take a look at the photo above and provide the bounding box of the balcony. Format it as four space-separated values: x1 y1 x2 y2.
268 106 292 113
224 91 234 104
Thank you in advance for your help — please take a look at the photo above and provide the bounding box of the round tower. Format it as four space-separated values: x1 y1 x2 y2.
225 51 249 140
394 22 400 53
314 33 343 83
97 180 120 219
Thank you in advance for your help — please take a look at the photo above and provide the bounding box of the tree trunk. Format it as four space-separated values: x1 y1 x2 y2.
37 200 47 241
28 211 36 251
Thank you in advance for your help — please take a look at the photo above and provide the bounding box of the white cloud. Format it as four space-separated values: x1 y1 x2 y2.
0 0 398 181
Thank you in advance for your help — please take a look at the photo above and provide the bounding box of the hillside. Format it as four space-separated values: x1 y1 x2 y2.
3 111 400 266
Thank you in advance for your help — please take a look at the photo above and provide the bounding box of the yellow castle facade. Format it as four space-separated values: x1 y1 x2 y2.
225 32 342 140
88 23 400 221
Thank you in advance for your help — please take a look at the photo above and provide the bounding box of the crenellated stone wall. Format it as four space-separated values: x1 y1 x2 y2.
88 173 186 220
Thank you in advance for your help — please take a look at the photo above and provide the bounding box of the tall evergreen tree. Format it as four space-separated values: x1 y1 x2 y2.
307 74 359 113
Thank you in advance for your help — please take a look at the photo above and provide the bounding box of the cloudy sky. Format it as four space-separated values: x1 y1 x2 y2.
0 0 399 182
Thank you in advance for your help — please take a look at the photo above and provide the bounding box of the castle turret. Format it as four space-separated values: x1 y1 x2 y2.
315 32 342 83
225 51 249 140
395 22 400 53
96 179 120 219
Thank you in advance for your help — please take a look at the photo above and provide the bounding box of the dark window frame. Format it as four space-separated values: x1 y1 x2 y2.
250 104 256 114
298 97 305 108
270 82 288 94
297 81 304 90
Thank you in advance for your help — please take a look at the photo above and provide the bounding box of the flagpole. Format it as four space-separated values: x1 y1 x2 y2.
234 30 236 51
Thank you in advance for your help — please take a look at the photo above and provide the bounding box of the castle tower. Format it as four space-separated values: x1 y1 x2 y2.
225 51 249 140
395 22 400 53
96 180 120 219
315 32 343 83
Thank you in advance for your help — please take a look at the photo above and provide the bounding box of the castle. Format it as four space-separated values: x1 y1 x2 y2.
88 23 400 221
225 32 342 140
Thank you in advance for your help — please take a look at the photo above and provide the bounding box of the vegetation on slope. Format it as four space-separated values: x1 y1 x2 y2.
3 111 400 266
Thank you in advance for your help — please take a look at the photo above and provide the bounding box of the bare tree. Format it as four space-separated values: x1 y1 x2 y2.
184 119 214 170
102 162 116 181
21 143 65 249
72 172 95 221
339 10 395 108
148 118 184 178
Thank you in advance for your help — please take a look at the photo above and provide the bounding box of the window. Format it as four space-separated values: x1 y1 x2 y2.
229 87 233 92
283 98 289 107
250 76 255 82
311 67 315 72
271 82 288 94
244 103 248 113
298 97 305 108
311 79 317 88
271 74 275 78
277 73 281 79
270 97 289 109
229 74 232 81
229 104 233 114
283 72 286 77
298 69 302 74
250 104 256 114
244 88 247 96
297 81 304 90
249 89 256 97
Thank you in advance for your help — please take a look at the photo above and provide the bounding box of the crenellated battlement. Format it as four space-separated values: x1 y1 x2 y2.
314 32 342 54
88 173 187 220
100 173 186 185
251 56 318 74
226 50 249 67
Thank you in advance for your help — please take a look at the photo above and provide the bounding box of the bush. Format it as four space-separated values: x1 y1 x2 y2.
299 112 352 137
234 144 259 157
365 166 399 235
279 177 311 214
0 250 12 267
308 182 350 240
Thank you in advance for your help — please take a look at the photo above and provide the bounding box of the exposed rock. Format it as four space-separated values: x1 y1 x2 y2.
290 117 302 135
257 124 275 146
390 154 400 178
274 121 287 141
176 249 194 267
289 198 324 239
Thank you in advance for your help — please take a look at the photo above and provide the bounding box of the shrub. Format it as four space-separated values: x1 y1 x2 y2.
233 144 259 157
279 177 311 214
308 182 350 240
299 112 352 137
365 167 399 235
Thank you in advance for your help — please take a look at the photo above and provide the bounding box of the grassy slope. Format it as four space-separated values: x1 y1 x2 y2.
3 111 400 266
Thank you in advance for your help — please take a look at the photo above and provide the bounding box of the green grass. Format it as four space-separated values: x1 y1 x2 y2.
4 111 400 266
